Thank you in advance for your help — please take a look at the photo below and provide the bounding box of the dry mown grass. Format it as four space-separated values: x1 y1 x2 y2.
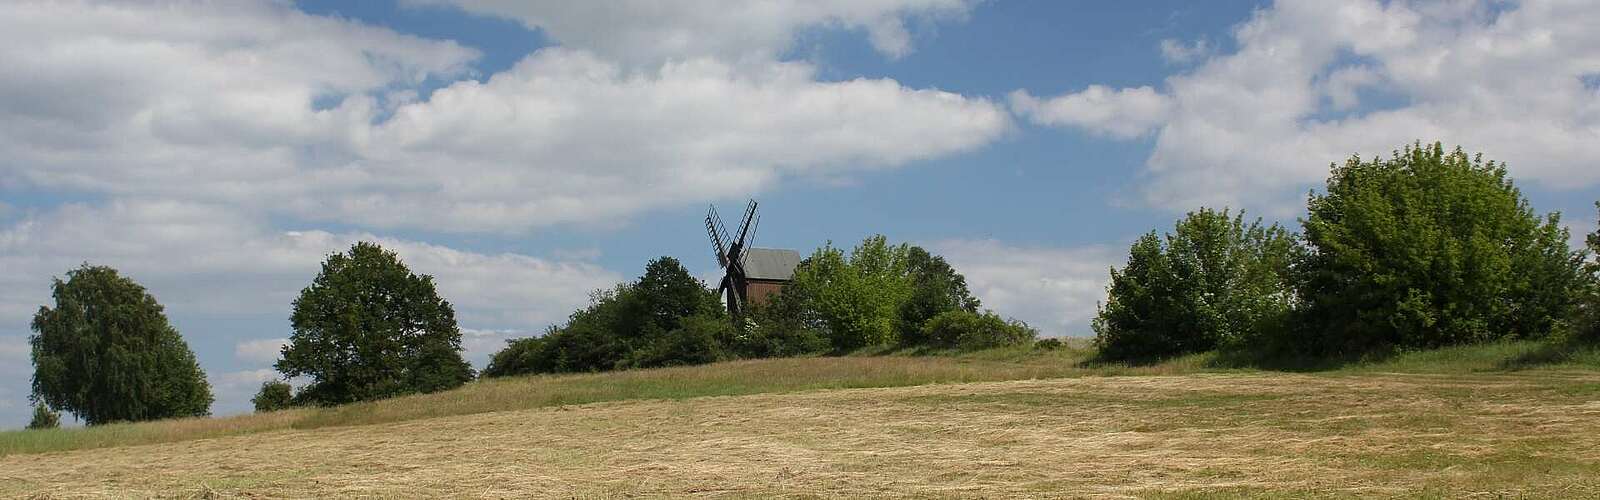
6 370 1600 498
2 345 1218 457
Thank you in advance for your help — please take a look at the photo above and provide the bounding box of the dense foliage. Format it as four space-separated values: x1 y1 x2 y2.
1296 144 1584 354
919 310 1037 350
1578 203 1600 342
1093 209 1297 362
30 265 213 425
27 404 60 430
252 380 295 413
772 236 986 352
482 257 732 377
277 242 474 405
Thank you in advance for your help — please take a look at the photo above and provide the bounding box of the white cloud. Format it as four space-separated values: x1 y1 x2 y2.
0 2 1009 234
235 338 288 366
409 0 976 65
932 239 1122 337
1024 0 1600 214
210 368 280 415
0 200 622 334
1009 86 1172 139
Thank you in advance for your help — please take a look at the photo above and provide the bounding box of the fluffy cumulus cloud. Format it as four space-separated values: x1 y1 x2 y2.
235 338 289 366
1020 0 1600 214
931 239 1122 337
1009 86 1173 139
0 1 1008 233
410 0 976 65
0 201 622 333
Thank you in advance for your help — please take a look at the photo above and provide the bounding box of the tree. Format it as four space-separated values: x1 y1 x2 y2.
482 257 731 377
30 264 213 425
767 236 981 352
251 380 294 413
27 403 60 430
1296 143 1585 353
1093 208 1297 362
277 242 474 405
1577 202 1600 342
897 246 981 346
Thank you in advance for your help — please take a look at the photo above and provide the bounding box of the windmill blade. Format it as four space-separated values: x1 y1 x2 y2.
740 213 761 268
705 205 729 267
733 199 758 247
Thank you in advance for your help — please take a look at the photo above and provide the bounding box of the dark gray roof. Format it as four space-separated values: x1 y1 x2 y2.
741 248 801 281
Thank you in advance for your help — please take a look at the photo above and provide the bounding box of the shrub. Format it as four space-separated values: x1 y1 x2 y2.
1296 143 1585 354
278 242 474 406
483 257 729 377
1034 338 1064 350
30 264 213 425
920 310 1037 351
1093 208 1297 362
27 404 60 430
251 380 294 413
772 236 980 352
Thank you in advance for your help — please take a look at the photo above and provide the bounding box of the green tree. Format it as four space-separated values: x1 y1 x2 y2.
1093 208 1297 362
483 257 730 377
1577 202 1600 342
27 403 60 430
277 242 474 405
783 237 908 351
1296 143 1584 353
30 265 213 425
251 380 294 413
896 246 981 346
769 236 981 352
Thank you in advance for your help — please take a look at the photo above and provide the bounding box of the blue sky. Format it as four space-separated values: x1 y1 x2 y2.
2 0 1598 426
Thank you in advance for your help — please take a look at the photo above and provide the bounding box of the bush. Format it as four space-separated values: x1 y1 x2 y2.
771 236 980 352
30 264 213 425
277 242 474 406
1093 208 1297 362
483 257 730 377
920 310 1037 351
1296 143 1585 354
27 404 60 430
251 380 294 413
1034 338 1064 350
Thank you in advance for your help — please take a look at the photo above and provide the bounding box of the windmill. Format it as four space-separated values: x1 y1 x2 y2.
705 200 800 321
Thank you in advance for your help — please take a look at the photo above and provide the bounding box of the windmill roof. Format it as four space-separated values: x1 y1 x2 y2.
742 248 801 281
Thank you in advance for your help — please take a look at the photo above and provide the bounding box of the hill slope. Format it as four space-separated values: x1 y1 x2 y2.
7 368 1600 497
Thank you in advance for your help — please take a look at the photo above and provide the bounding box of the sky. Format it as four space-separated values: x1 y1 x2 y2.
2 0 1599 426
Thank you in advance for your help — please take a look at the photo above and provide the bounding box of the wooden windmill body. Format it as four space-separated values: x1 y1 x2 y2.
705 200 800 321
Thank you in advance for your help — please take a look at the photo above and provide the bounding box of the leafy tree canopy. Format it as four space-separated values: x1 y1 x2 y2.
30 264 213 425
1093 208 1297 362
277 242 473 405
1296 143 1584 353
774 235 981 352
483 257 730 377
252 380 294 413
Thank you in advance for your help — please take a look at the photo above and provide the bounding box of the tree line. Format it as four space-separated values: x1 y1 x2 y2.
481 237 1035 378
23 228 1026 426
1094 143 1600 363
20 140 1600 428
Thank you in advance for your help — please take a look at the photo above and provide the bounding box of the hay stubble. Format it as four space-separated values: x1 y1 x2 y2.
6 372 1600 498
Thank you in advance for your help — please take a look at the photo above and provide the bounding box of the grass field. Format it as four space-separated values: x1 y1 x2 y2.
5 342 1600 497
